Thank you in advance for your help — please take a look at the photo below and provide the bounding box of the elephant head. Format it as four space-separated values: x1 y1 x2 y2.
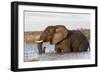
35 25 69 55
52 25 69 44
35 26 55 55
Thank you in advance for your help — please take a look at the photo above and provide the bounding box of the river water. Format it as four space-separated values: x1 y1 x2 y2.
24 43 90 62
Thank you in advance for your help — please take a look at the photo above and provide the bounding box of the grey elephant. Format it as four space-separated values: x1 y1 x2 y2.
36 25 89 55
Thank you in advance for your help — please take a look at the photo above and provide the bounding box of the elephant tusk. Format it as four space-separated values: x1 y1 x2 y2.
35 40 43 43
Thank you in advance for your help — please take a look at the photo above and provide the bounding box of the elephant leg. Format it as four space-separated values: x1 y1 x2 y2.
62 39 71 53
55 45 62 54
57 48 62 53
38 43 43 55
42 47 45 53
55 39 71 54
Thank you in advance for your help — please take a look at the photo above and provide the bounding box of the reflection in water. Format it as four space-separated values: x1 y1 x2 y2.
24 43 90 62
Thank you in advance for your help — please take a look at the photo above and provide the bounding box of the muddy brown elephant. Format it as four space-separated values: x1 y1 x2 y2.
36 25 89 55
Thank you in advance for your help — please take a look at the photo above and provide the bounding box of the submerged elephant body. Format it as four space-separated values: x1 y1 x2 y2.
68 30 89 52
36 25 89 55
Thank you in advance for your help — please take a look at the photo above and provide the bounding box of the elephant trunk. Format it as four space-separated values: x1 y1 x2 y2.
38 43 43 55
35 40 44 55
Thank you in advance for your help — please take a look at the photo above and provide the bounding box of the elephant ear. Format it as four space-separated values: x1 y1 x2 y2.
52 27 68 44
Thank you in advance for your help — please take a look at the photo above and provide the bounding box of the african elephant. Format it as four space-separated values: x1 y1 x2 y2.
36 25 89 55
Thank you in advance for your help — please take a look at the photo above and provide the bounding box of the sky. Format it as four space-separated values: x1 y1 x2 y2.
24 11 91 31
